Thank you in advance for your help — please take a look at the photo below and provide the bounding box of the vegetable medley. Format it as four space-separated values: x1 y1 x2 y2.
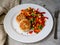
19 7 48 34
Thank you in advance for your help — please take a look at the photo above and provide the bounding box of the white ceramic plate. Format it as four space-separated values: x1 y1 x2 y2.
4 4 53 43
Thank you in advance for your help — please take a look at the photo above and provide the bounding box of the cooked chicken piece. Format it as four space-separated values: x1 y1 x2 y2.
16 14 26 23
19 19 31 31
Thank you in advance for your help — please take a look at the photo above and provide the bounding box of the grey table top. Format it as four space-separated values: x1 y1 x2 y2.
0 0 60 45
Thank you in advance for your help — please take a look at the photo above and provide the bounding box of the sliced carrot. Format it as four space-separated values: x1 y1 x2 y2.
34 29 40 33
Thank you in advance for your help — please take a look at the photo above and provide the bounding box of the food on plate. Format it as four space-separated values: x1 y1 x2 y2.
16 7 48 34
19 19 31 31
16 14 26 23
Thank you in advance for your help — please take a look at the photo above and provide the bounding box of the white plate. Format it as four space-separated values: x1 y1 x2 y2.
4 4 53 43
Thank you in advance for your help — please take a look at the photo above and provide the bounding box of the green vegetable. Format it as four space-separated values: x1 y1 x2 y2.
33 18 35 21
30 18 35 22
31 27 34 30
38 25 43 29
31 13 35 16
